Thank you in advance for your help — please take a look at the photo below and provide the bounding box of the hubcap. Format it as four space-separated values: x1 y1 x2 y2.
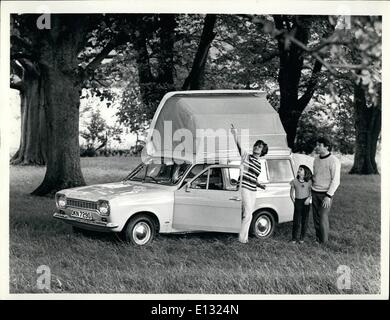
132 221 151 245
255 215 271 237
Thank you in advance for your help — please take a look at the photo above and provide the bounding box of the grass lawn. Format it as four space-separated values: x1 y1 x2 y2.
9 156 381 294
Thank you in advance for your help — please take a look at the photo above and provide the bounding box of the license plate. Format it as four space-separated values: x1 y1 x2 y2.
71 210 93 221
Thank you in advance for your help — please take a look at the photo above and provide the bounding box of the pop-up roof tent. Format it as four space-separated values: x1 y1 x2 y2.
145 90 289 162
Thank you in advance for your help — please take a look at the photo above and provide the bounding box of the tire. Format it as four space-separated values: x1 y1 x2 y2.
123 214 156 246
250 210 276 239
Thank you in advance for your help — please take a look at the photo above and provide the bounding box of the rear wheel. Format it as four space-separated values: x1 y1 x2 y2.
123 214 156 246
250 210 275 239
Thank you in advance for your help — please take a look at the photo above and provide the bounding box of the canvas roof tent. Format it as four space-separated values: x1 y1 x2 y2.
146 90 289 162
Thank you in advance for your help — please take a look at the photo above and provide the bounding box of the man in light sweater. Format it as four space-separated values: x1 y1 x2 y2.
312 137 341 244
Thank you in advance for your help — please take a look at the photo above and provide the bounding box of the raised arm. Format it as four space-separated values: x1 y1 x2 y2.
230 124 242 156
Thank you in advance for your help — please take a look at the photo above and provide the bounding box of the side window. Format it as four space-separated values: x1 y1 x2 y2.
190 170 208 189
208 168 224 190
267 159 294 183
256 159 269 183
223 167 240 191
189 167 240 191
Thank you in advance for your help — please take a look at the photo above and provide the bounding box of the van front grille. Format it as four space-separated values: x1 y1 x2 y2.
67 198 98 211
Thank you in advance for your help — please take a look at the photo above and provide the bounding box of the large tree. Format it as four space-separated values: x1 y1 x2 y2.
28 15 92 195
350 79 381 174
270 15 334 148
10 17 48 165
12 14 136 195
10 58 47 165
307 16 382 174
12 14 99 195
348 17 381 174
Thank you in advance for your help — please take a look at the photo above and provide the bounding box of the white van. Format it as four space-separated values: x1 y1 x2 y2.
53 91 313 245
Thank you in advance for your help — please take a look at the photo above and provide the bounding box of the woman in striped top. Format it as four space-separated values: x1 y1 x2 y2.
231 124 268 243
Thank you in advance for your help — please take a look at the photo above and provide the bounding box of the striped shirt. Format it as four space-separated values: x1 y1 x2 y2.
241 152 262 191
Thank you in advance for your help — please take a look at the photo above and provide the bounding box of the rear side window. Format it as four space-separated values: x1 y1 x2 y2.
267 159 294 183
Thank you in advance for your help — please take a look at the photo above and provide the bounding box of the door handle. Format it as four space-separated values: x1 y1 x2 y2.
229 196 241 201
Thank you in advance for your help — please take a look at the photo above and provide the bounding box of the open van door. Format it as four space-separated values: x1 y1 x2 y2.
173 165 241 233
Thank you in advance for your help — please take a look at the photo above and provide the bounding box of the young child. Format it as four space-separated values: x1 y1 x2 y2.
290 165 313 244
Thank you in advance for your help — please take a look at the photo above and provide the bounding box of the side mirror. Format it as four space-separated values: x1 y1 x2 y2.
185 183 191 192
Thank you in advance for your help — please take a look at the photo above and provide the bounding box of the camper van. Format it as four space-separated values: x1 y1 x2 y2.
53 91 313 245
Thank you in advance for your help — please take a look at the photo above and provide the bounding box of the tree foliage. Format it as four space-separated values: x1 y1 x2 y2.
117 14 218 134
80 110 107 150
295 97 355 155
10 13 383 198
313 16 382 174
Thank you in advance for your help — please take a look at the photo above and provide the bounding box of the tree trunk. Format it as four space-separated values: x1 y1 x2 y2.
349 81 381 175
11 73 47 165
273 16 325 149
158 14 176 88
279 105 301 148
182 14 217 90
133 18 158 119
278 58 322 148
32 15 88 195
369 106 381 173
32 68 85 195
133 14 177 118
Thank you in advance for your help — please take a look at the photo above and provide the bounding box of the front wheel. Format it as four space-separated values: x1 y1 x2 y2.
123 215 156 246
250 210 275 239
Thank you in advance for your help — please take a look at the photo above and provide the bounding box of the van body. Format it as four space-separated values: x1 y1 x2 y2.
53 91 314 245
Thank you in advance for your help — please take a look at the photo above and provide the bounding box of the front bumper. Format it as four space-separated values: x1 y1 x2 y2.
53 211 119 232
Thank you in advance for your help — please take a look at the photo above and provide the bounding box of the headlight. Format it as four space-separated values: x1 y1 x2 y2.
97 200 110 216
56 194 67 208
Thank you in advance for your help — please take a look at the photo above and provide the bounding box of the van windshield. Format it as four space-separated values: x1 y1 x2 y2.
125 161 191 185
